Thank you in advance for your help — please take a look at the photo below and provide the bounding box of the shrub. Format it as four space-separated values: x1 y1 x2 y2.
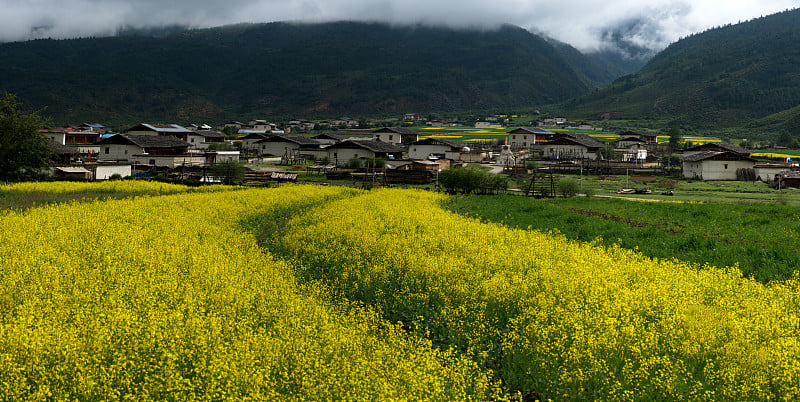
557 178 579 197
438 167 507 195
346 157 363 169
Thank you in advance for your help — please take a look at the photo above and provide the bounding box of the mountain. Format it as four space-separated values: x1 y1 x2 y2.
0 21 622 125
563 8 800 131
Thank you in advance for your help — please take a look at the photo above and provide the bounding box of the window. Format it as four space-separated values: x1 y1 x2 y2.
512 135 516 139
724 164 729 169
104 147 109 154
388 135 393 141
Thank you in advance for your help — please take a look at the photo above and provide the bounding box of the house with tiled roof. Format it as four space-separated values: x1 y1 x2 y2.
542 134 607 160
682 151 756 180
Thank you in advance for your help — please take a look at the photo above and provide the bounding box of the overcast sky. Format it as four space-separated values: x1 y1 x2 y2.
1 0 797 54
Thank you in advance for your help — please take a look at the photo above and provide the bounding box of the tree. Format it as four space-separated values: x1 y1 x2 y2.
668 126 683 151
0 94 53 182
209 160 245 185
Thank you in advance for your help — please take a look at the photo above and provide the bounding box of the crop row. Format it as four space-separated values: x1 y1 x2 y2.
272 188 800 400
0 185 494 400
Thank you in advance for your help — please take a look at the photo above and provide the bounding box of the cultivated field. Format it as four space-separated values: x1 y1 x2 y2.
2 182 800 400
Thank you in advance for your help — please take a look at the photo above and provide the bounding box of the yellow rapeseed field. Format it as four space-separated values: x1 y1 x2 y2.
0 180 229 195
0 184 494 400
275 188 800 400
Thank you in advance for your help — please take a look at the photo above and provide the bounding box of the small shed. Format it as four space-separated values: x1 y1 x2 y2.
55 166 92 181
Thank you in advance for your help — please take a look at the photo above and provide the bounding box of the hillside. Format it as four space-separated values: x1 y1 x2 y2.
0 22 619 125
563 8 800 131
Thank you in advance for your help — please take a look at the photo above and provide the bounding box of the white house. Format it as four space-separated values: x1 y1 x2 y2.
682 151 757 180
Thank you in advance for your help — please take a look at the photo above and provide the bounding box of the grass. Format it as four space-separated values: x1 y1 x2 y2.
446 193 800 282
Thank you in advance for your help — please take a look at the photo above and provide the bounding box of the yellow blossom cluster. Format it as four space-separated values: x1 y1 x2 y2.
0 180 230 196
0 184 494 400
275 188 800 400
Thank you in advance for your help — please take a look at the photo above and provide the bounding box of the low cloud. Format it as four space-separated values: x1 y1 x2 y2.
0 0 796 56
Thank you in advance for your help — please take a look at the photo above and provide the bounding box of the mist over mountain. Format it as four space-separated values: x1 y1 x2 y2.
563 8 800 134
0 21 625 124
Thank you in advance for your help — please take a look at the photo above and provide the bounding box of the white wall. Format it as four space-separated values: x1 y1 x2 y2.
95 165 132 180
47 132 66 145
682 160 754 180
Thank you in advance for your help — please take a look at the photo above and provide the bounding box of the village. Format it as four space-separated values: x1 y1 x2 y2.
40 116 800 193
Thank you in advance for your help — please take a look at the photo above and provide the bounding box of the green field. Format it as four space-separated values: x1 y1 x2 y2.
448 192 800 282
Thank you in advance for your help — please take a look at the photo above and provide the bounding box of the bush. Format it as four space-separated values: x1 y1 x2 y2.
438 167 507 195
346 157 363 169
557 178 579 198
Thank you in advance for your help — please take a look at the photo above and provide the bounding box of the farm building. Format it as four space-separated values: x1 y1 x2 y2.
614 136 647 149
97 134 204 168
124 123 194 142
408 137 461 160
542 134 606 160
620 130 659 144
187 130 227 150
311 133 346 145
681 151 757 180
326 140 404 165
372 127 420 145
239 132 272 153
506 127 556 149
683 143 751 157
255 135 322 157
